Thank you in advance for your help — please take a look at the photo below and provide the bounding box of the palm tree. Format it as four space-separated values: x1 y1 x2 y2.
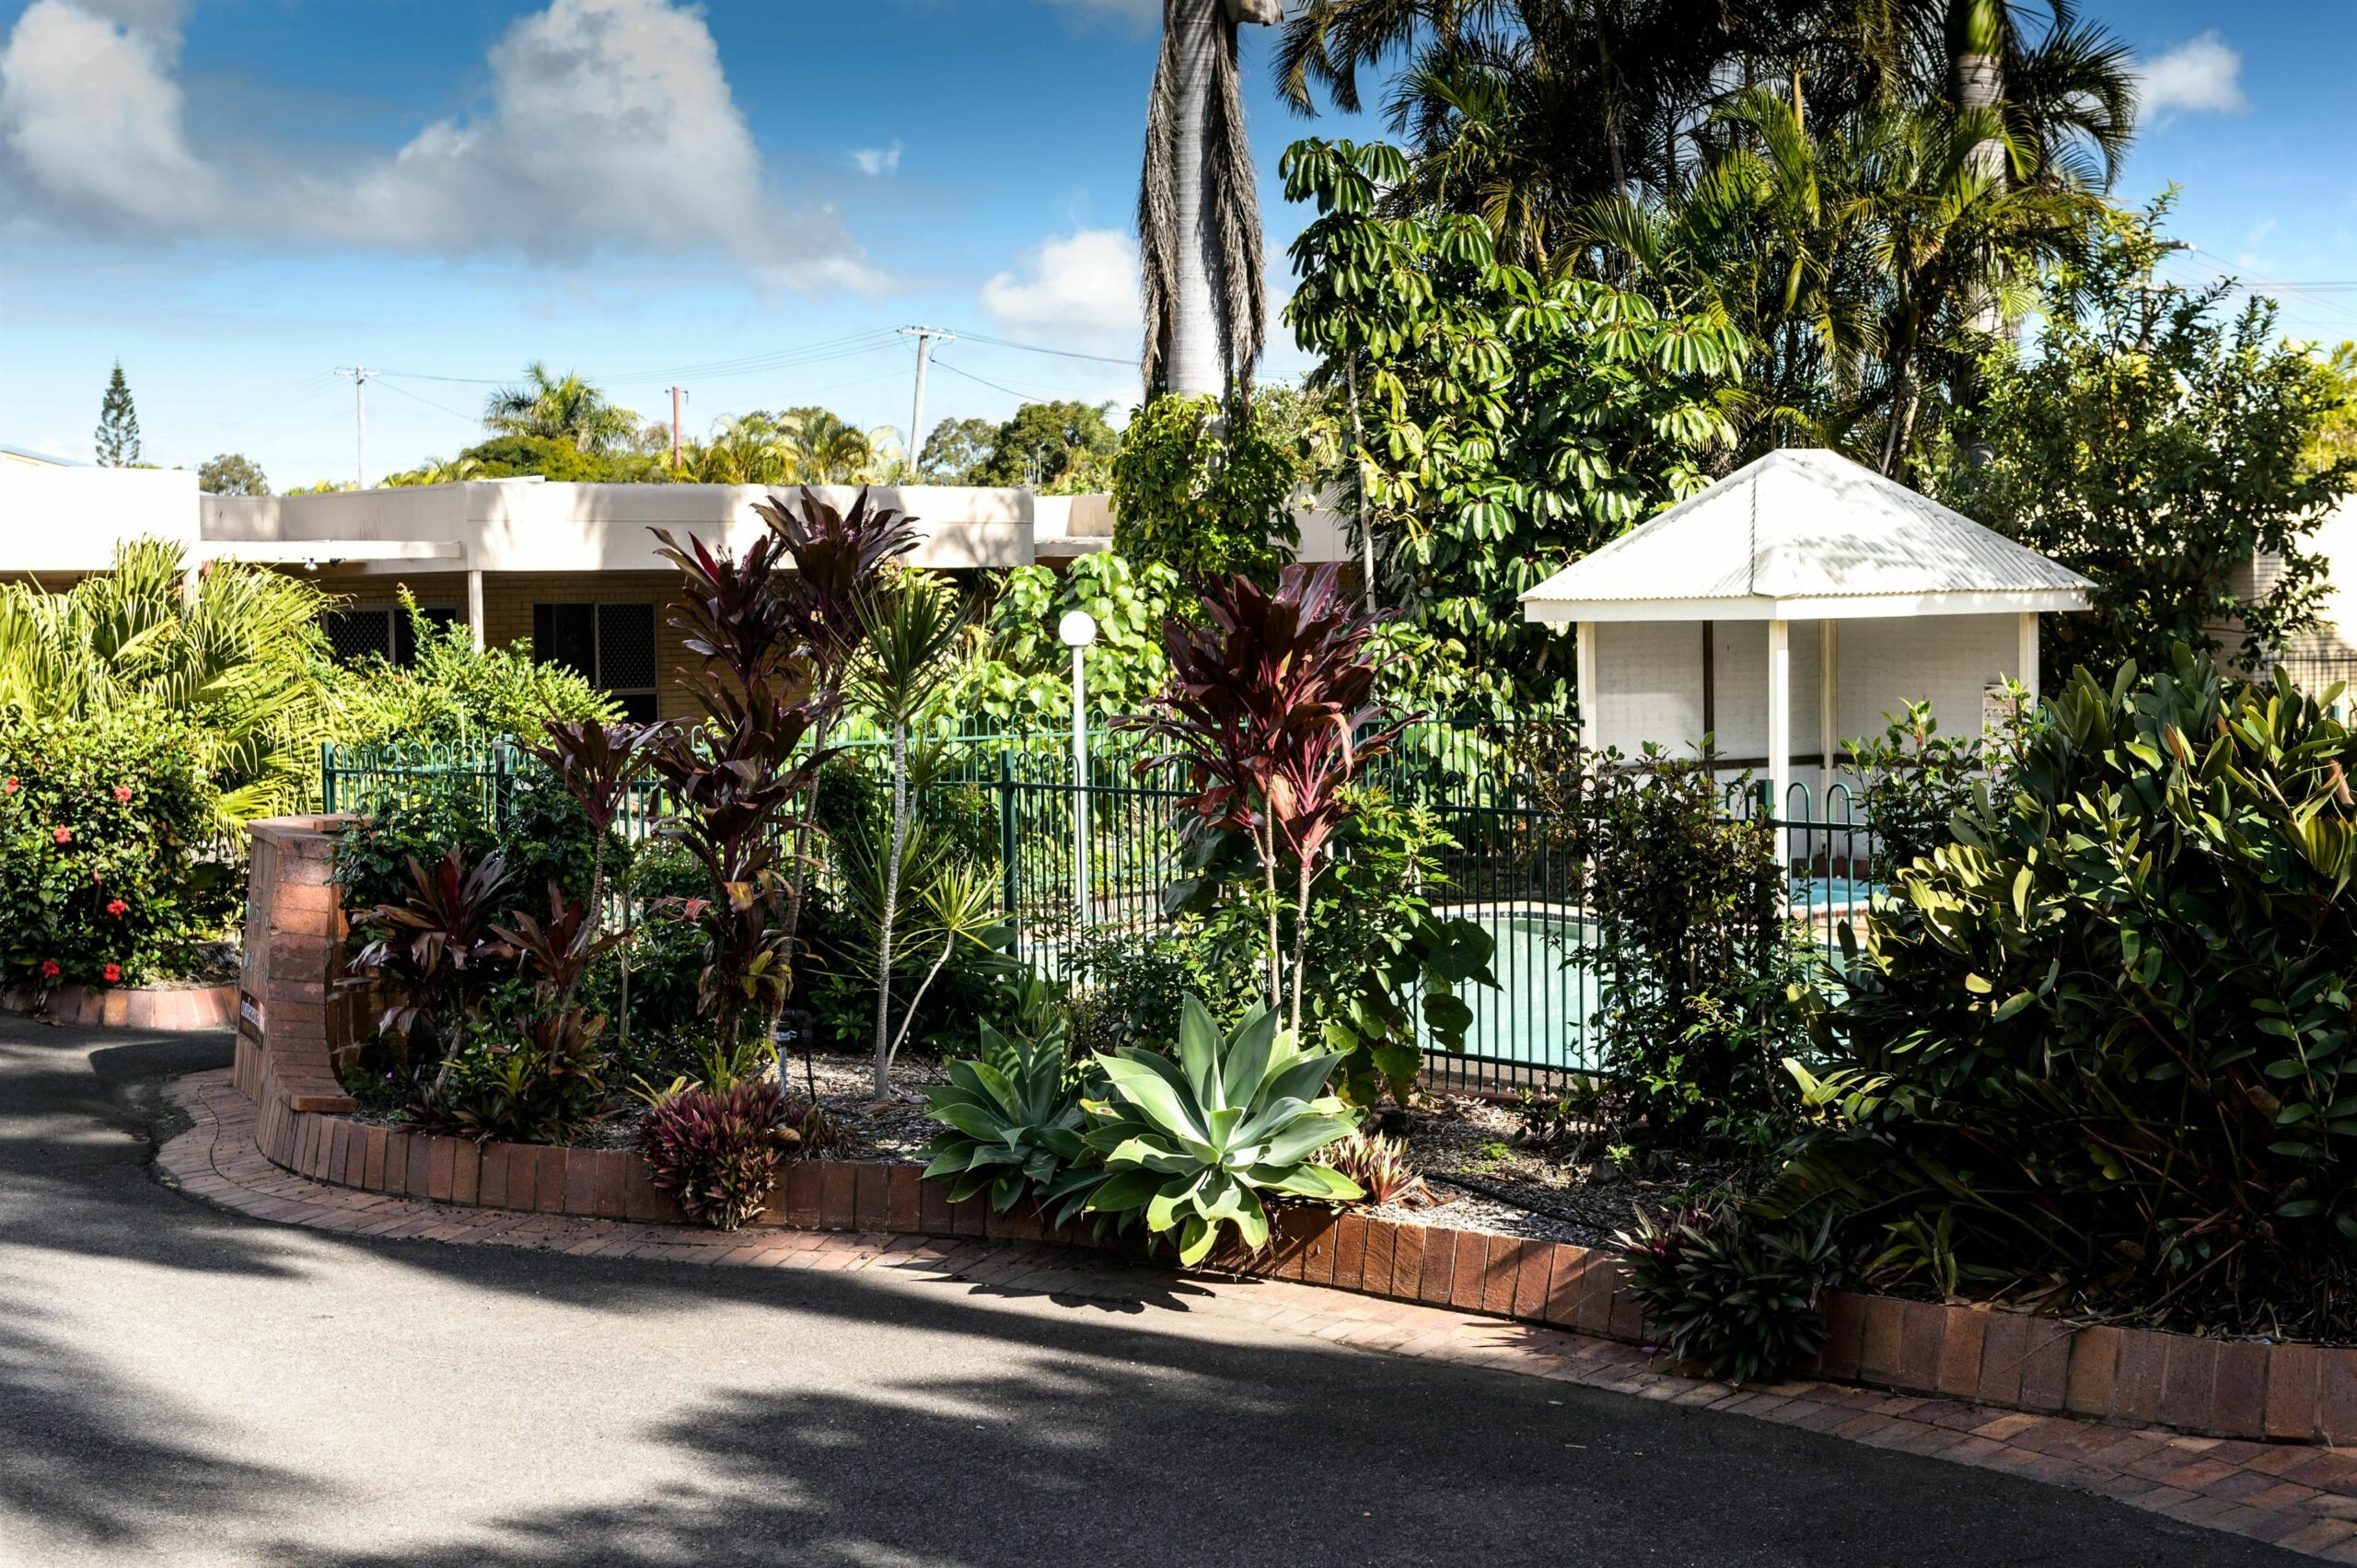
1140 0 1280 403
777 408 897 483
482 363 638 455
381 456 483 487
681 414 800 484
1275 1 2134 273
0 541 343 826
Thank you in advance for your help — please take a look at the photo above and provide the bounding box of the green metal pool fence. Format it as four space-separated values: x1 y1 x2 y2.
321 730 1882 1093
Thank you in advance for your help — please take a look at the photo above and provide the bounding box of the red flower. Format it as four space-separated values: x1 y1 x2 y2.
40 960 59 978
106 898 127 918
51 825 71 844
2 777 17 794
90 868 102 884
111 784 132 804
101 963 121 984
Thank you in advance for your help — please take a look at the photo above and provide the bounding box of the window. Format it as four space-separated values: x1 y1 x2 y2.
532 601 659 723
320 604 459 666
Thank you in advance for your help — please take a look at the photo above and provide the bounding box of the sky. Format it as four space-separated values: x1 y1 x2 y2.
0 0 2350 489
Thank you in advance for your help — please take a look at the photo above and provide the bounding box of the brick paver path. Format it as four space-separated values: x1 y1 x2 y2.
161 1068 2357 1561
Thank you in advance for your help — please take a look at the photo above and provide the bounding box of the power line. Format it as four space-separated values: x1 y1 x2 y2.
370 377 480 423
955 329 1133 366
925 355 1039 401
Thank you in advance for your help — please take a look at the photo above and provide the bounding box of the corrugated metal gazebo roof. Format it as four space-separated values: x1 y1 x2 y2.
1520 447 2092 623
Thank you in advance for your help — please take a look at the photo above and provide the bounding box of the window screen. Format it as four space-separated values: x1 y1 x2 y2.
533 601 659 722
321 605 457 666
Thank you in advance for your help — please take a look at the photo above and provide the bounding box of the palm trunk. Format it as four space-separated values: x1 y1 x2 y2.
1953 0 2006 462
1166 0 1224 401
871 721 909 1098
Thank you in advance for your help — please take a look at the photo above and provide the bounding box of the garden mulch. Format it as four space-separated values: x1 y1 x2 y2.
158 1064 2357 1564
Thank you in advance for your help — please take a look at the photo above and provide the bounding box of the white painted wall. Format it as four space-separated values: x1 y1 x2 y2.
1586 612 2026 761
0 464 199 574
201 482 1041 572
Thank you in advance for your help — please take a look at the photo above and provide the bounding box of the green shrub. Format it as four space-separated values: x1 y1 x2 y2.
332 757 610 918
0 704 224 988
1518 729 1798 1149
337 600 617 749
949 553 1181 728
1620 1205 1840 1385
1062 996 1363 1264
1157 789 1497 1103
1110 393 1301 587
1776 647 2357 1336
419 1007 608 1144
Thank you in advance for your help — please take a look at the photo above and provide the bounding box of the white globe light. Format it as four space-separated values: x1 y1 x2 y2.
1058 610 1099 648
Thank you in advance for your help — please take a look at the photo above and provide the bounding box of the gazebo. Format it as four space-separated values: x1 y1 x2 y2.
1518 448 2094 814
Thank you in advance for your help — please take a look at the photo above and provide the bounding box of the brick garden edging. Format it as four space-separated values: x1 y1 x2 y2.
229 814 2357 1449
4 979 237 1030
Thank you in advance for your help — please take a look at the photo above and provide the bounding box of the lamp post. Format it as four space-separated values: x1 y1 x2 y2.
1058 610 1098 928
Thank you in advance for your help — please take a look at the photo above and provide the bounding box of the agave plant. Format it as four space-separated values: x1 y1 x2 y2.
918 1017 1093 1214
1067 995 1363 1264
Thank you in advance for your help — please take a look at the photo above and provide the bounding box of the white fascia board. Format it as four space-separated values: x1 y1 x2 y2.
196 540 467 567
1522 588 2092 624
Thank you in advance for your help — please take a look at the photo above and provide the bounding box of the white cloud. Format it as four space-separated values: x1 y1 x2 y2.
2140 30 2248 117
0 0 217 226
0 0 877 289
851 140 902 177
981 227 1141 356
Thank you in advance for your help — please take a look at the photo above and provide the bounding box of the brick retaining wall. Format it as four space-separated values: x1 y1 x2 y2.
226 814 2355 1444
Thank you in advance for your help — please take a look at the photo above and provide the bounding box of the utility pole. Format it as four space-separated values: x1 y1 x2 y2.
667 386 687 470
335 366 376 488
897 325 953 479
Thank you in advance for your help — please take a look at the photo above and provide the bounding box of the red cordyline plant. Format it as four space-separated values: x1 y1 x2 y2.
749 487 922 968
639 1074 786 1229
347 844 517 1090
1126 562 1411 1035
524 717 656 1020
646 527 830 1080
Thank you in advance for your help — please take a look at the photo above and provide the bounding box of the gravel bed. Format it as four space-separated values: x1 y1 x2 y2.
345 1049 1704 1254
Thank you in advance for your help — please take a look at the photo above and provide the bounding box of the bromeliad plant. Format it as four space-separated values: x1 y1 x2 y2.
1066 996 1364 1265
1620 1205 1840 1386
918 1016 1094 1216
1127 562 1410 1037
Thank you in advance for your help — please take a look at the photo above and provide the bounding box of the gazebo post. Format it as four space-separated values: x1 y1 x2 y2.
1819 619 1839 797
1575 621 1596 749
1767 618 1792 874
2017 611 2040 707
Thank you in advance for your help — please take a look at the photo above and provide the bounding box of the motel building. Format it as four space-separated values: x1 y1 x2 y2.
0 450 1353 724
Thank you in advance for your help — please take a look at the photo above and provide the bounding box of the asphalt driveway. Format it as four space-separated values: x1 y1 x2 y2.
0 1014 2289 1566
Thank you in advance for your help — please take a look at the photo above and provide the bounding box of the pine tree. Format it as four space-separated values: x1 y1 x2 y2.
95 363 141 467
